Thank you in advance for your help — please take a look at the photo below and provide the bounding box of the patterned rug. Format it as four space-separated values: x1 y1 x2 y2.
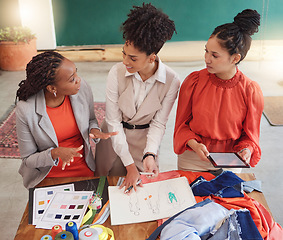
0 102 105 158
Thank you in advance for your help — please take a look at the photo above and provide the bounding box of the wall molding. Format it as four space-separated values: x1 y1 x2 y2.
54 40 283 62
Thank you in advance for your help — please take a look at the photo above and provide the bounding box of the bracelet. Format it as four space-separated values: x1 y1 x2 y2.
142 153 156 162
238 148 249 154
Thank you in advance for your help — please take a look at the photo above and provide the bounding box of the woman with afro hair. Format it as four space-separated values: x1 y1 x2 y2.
95 3 180 193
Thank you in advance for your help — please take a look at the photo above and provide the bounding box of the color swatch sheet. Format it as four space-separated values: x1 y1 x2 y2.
108 176 196 225
28 178 109 225
32 184 74 225
35 191 93 229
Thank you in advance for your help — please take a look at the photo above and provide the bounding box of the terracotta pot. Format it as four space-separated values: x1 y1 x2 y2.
0 38 37 71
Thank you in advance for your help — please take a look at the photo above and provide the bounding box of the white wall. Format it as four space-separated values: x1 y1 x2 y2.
18 0 56 50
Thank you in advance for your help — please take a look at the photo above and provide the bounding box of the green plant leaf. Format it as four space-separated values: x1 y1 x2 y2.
0 26 35 43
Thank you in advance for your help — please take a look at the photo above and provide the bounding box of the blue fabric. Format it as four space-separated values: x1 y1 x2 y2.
241 180 262 193
190 171 245 198
202 209 263 240
237 210 263 239
201 212 240 240
147 172 263 240
160 200 230 240
146 199 213 240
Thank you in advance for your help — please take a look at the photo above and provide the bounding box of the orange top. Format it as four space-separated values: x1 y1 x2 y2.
174 69 264 167
46 96 93 177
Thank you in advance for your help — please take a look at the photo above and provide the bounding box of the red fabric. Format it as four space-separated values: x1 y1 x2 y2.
140 170 181 184
173 69 264 167
46 96 93 177
148 170 283 239
252 199 283 240
178 170 283 239
212 194 267 238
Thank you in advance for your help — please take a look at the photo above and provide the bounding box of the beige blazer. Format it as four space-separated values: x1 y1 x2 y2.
16 80 99 189
95 63 178 175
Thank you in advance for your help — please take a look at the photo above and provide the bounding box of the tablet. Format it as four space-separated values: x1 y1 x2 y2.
207 152 250 168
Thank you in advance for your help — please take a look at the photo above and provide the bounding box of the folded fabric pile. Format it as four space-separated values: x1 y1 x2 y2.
159 199 262 240
144 170 283 240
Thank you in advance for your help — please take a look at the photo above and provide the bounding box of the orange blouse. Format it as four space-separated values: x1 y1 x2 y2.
46 96 94 177
173 68 264 167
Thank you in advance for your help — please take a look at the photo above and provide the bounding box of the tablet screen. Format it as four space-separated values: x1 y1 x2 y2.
207 152 250 168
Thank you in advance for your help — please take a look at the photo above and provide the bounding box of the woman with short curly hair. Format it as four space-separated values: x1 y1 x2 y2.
95 3 180 193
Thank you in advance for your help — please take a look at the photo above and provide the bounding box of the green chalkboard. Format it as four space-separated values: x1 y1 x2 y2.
52 0 283 46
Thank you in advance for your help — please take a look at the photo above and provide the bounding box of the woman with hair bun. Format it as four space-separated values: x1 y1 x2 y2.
174 9 264 172
95 3 180 193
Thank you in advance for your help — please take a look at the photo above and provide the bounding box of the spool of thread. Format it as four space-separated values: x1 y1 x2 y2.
52 225 63 239
79 228 99 240
66 221 79 240
90 225 113 240
55 231 74 240
79 225 114 240
41 235 52 240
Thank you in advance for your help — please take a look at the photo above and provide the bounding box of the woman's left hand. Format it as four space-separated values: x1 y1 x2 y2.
143 155 159 179
238 148 251 164
89 128 118 140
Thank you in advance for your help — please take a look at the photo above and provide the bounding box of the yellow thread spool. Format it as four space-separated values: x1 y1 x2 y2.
90 225 114 240
79 225 114 240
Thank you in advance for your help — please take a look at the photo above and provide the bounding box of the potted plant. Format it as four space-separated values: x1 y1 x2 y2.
0 26 37 71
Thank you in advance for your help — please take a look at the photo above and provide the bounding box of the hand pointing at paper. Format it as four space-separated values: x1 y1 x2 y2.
119 163 143 194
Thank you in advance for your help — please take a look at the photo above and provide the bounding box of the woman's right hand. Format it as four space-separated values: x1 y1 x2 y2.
119 163 142 194
89 128 118 140
51 145 83 170
187 139 210 162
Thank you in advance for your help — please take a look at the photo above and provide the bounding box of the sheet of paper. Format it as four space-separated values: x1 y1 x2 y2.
35 191 93 229
108 177 196 225
32 184 74 225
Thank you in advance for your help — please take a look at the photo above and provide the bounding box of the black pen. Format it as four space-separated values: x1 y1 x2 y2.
124 179 142 194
